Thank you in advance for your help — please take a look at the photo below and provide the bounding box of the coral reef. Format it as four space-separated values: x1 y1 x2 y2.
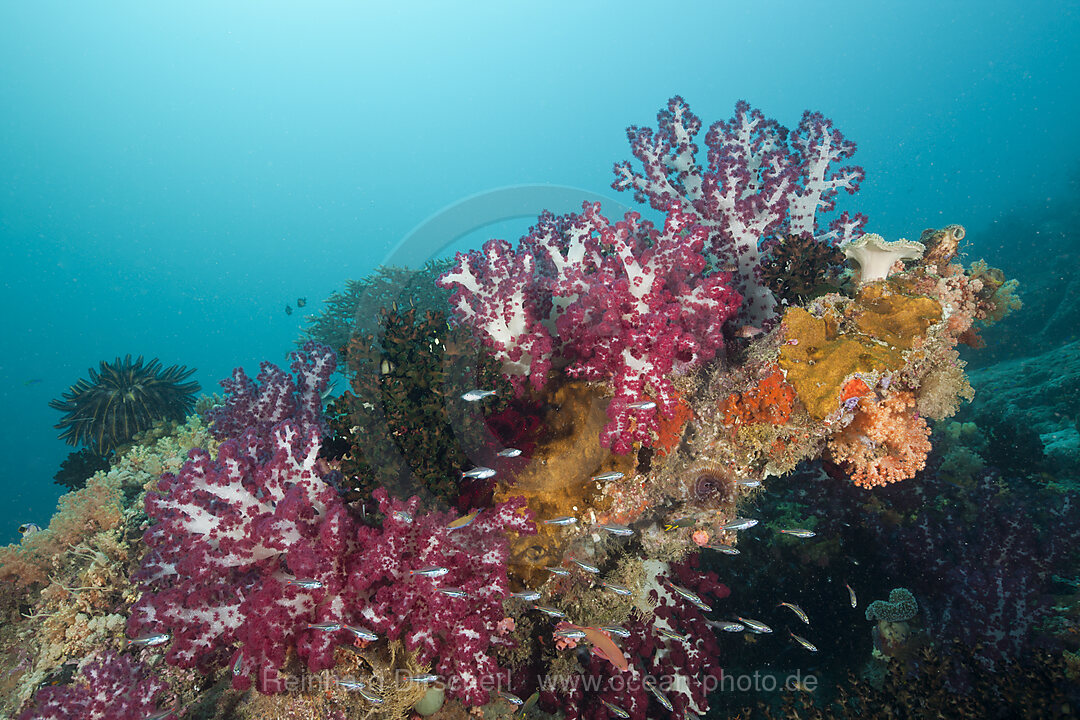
841 232 925 285
826 392 932 488
131 351 536 702
0 415 215 718
962 340 1080 473
721 366 797 427
300 260 454 357
865 587 918 623
51 448 111 492
754 643 1078 719
341 303 515 506
0 471 125 589
536 556 729 720
4 96 1046 720
206 340 336 444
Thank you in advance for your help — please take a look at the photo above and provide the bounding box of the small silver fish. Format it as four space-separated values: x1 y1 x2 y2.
569 558 600 574
336 678 367 690
736 616 773 634
437 587 468 598
285 578 324 589
462 466 496 479
626 400 657 411
737 479 762 489
461 389 496 402
344 625 378 642
546 566 570 576
305 622 343 632
656 627 689 642
554 628 587 640
358 686 384 704
722 517 759 531
126 632 170 647
666 582 712 612
846 583 858 608
601 699 630 718
599 625 631 638
533 605 567 618
596 523 634 536
780 528 816 538
392 510 414 523
705 542 740 555
709 620 745 633
600 581 632 596
410 566 449 578
510 590 541 601
591 471 625 482
497 447 522 458
644 678 673 711
789 631 818 652
778 602 810 625
231 651 245 677
406 673 440 684
497 690 525 706
542 516 578 526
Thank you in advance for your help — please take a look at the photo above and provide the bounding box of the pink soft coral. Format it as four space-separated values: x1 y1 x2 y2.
439 201 740 454
131 419 535 702
18 651 173 720
613 97 866 324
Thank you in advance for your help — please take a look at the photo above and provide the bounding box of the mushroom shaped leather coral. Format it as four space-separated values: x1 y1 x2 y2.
841 233 925 284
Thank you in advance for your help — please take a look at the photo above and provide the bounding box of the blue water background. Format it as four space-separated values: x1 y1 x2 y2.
1 0 1077 543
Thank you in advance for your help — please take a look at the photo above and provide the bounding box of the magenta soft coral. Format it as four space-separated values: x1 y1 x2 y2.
131 420 535 701
345 488 536 703
613 97 867 324
548 203 740 452
440 201 740 454
206 340 336 443
18 651 174 720
130 421 348 692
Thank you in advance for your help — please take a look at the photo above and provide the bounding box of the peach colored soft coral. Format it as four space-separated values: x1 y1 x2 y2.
826 392 931 488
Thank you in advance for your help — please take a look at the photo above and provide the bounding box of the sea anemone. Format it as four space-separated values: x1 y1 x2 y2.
49 355 200 454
